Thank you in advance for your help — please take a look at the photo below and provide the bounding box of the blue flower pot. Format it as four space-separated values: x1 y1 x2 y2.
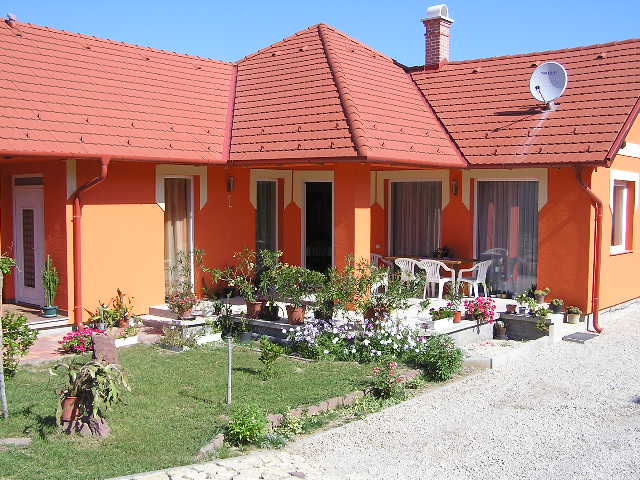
41 305 58 318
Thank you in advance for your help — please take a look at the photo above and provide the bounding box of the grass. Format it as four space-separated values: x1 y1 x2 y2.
0 343 371 480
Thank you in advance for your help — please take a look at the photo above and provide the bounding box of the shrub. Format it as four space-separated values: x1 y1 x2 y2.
258 336 284 379
258 432 287 449
2 313 38 377
59 328 105 354
365 360 406 400
275 410 304 439
225 405 268 446
411 335 463 381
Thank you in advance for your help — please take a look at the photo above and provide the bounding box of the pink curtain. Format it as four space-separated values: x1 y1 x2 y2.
164 178 192 296
391 182 441 257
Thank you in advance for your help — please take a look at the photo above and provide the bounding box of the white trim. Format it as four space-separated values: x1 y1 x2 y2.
301 179 334 268
462 168 548 211
610 177 634 255
610 169 640 211
372 170 450 209
155 165 207 211
66 159 76 199
249 169 292 208
618 142 640 159
293 170 334 207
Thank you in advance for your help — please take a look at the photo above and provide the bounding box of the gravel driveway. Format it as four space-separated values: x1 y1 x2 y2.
289 313 640 480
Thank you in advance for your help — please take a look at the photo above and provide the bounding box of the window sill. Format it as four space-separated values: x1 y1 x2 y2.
610 248 633 256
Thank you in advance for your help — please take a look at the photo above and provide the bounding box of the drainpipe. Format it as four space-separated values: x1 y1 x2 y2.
72 157 110 328
576 166 603 333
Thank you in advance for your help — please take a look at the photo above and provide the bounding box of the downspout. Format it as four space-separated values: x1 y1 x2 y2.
72 157 110 328
576 166 603 333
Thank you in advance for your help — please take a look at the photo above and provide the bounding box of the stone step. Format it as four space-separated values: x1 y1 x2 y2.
28 317 72 337
244 318 292 340
139 314 178 329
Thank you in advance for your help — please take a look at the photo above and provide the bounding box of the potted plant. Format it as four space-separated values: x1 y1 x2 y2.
463 297 496 324
86 302 113 331
566 305 582 324
167 290 198 320
111 288 135 327
494 320 507 339
40 255 60 317
550 298 564 314
256 249 283 321
534 306 552 333
444 281 464 323
534 287 550 304
505 303 517 314
51 359 130 424
429 305 456 329
275 264 323 325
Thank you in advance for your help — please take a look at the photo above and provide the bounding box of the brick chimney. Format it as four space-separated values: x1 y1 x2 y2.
422 4 453 68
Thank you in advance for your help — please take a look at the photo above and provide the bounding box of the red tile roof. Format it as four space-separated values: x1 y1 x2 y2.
1 18 638 169
410 39 640 167
229 24 464 167
0 20 234 163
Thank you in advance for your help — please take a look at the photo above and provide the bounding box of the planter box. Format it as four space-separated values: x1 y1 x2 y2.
424 317 454 331
115 335 138 348
196 332 222 345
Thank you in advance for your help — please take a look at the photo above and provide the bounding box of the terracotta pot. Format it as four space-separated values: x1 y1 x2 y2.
286 305 306 325
550 304 563 314
567 313 580 324
61 396 81 422
118 317 130 328
495 325 508 340
245 301 264 319
453 311 462 323
535 294 546 304
506 304 517 314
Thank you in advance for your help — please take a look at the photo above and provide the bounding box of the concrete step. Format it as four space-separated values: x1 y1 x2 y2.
139 314 176 329
28 317 72 337
244 318 292 340
148 305 178 320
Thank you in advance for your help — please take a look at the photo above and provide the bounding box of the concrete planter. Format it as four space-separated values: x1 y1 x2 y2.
567 313 580 324
430 317 454 331
115 335 138 348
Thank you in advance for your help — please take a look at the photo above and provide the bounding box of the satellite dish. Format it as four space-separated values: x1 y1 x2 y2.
529 62 568 104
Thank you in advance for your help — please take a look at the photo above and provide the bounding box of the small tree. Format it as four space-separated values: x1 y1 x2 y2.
0 254 16 419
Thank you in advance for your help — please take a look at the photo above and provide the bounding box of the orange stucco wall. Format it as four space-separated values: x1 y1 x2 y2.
0 160 71 312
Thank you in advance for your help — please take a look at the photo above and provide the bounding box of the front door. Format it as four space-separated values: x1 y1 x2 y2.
164 177 194 296
13 181 45 306
304 182 333 272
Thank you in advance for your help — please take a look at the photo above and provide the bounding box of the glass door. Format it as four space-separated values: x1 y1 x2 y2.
304 182 333 272
164 178 193 296
476 181 538 294
256 181 277 252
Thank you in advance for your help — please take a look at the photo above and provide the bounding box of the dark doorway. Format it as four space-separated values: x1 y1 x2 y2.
305 182 333 272
256 181 277 252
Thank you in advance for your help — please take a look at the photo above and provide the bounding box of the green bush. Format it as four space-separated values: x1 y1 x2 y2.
258 336 284 379
225 405 268 446
412 335 463 381
2 313 38 377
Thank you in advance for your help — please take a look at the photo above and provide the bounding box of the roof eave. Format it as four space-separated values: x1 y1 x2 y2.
604 95 640 167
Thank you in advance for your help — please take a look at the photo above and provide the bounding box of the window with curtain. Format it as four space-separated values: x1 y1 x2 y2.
476 181 538 294
611 180 634 253
256 181 277 252
391 181 442 257
164 178 192 296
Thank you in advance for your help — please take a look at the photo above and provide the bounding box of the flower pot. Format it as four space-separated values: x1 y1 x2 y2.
550 304 563 314
505 304 517 314
177 309 195 321
118 317 131 328
246 301 264 319
535 294 546 304
262 305 280 321
567 313 580 324
453 311 462 323
41 305 58 318
61 396 81 422
517 306 527 315
494 325 508 340
286 305 306 325
96 322 107 331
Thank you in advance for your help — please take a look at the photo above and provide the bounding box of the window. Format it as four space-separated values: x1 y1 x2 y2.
256 180 277 252
611 180 634 254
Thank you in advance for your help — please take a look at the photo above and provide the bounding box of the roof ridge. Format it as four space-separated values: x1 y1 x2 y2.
408 37 640 70
317 24 369 157
318 23 396 64
2 20 233 66
237 24 321 63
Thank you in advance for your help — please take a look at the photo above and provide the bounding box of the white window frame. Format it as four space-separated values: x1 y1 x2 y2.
609 169 639 255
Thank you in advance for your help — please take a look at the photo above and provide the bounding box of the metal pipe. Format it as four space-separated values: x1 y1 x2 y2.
72 157 110 327
576 166 603 333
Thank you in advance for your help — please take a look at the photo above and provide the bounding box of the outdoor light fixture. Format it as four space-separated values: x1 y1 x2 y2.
226 175 235 192
451 179 458 196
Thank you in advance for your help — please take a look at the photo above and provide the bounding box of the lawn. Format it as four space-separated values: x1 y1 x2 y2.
0 343 371 480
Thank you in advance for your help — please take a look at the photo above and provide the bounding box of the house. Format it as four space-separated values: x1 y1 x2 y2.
1 5 639 332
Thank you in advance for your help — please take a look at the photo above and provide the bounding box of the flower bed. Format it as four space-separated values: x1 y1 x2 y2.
59 328 105 354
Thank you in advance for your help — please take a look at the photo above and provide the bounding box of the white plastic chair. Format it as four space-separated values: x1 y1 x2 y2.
394 258 420 282
457 260 492 297
417 259 455 299
370 254 392 268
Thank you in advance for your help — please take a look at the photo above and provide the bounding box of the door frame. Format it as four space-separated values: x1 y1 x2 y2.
301 180 334 268
162 175 195 291
12 175 45 306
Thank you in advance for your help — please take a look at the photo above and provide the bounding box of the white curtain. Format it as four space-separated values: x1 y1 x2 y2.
391 181 441 257
476 181 538 294
164 178 192 296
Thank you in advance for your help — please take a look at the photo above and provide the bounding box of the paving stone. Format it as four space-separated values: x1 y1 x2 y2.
0 437 32 447
135 473 171 480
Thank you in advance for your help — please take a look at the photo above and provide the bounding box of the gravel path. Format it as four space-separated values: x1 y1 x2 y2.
289 313 640 480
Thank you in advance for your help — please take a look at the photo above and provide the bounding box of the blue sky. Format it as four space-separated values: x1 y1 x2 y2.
5 1 640 65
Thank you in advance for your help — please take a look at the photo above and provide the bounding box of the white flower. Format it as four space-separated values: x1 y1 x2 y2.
351 347 356 353
376 351 382 356
332 337 339 344
363 339 370 346
281 329 287 334
332 328 338 334
296 326 301 331
323 349 329 354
